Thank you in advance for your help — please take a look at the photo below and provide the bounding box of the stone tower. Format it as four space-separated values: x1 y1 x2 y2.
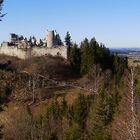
46 30 55 48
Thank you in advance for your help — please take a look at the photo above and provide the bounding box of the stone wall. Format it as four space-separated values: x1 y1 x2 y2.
0 43 28 59
32 46 67 59
0 43 67 59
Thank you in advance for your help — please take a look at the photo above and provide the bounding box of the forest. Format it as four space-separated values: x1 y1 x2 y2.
0 32 140 140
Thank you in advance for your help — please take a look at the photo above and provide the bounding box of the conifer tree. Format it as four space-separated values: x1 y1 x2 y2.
113 54 127 83
55 33 63 46
64 123 83 140
65 32 72 59
88 38 96 66
73 94 88 127
80 38 90 74
88 89 114 140
49 96 62 120
69 43 81 73
65 32 72 47
89 37 99 64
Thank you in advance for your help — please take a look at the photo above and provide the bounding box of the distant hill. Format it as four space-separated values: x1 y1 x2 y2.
110 48 140 54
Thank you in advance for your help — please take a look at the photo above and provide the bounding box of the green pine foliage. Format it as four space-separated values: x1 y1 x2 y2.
113 54 127 82
65 32 72 48
49 96 62 120
80 38 91 74
65 32 73 60
55 33 63 46
87 90 114 140
72 94 91 128
69 43 81 74
64 123 83 140
71 37 127 77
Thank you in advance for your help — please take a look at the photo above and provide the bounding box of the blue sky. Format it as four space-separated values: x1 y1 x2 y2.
0 0 140 48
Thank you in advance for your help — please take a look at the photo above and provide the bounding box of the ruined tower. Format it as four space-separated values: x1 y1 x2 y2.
46 30 55 48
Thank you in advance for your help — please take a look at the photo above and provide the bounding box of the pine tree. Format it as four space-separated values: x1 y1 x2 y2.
64 123 83 140
65 32 72 59
61 97 68 116
88 38 96 66
88 89 114 140
65 32 72 47
69 43 81 74
80 38 91 74
65 94 92 140
55 33 63 46
73 94 91 129
113 54 127 83
49 96 61 120
90 38 98 61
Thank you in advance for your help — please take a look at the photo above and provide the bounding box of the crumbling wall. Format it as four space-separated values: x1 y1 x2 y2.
0 44 67 59
0 44 28 59
32 46 67 59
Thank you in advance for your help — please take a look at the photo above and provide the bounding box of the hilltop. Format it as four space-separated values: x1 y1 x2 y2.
1 38 140 140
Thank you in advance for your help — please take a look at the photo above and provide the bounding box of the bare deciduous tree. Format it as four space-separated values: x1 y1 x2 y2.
0 0 6 21
79 65 103 94
112 67 140 140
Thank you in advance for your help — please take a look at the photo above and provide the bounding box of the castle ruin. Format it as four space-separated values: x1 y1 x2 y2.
0 30 68 59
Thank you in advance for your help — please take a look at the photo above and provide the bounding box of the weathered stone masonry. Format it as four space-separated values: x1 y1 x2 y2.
0 30 68 59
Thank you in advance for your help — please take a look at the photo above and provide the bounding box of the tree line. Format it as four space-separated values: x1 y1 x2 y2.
64 32 127 82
